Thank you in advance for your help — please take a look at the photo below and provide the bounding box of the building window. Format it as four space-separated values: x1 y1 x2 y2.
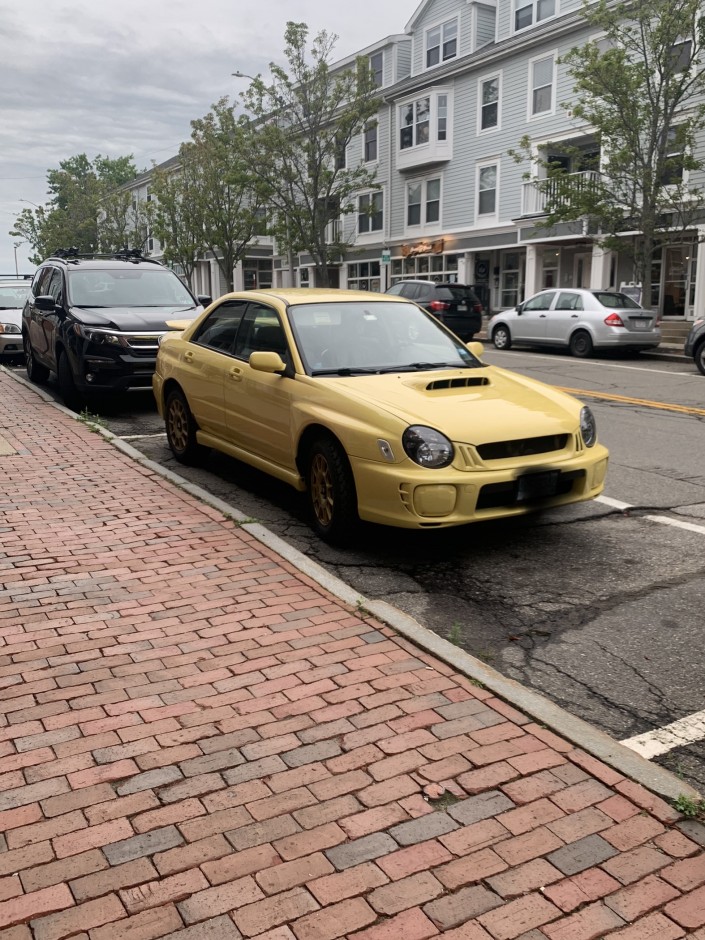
426 18 458 68
477 164 498 216
400 97 430 150
364 123 378 163
670 40 692 74
407 178 441 228
530 55 555 116
515 0 555 32
501 252 523 308
348 261 381 292
542 249 560 288
335 135 346 170
358 191 383 234
391 253 459 283
437 95 448 141
369 51 383 87
480 76 500 131
299 267 310 287
660 127 685 186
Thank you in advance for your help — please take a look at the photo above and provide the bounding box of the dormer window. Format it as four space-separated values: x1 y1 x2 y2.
514 0 555 32
426 18 458 68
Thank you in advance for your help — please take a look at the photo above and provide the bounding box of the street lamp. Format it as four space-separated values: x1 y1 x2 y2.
13 243 20 276
19 198 42 210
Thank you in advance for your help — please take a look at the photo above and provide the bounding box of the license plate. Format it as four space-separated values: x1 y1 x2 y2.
516 470 560 501
632 318 649 330
457 304 467 312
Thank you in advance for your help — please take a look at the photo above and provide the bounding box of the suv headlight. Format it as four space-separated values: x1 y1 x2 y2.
73 324 122 345
580 406 597 447
0 323 21 334
402 425 454 468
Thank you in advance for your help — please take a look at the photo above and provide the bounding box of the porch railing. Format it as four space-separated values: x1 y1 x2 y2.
521 170 601 217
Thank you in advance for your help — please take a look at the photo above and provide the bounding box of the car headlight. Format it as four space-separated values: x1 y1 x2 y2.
402 425 454 468
0 323 21 334
73 324 122 345
580 406 597 447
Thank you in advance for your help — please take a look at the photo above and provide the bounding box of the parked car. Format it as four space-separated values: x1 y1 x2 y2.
153 287 608 543
22 248 210 410
488 288 661 358
385 280 483 340
0 275 33 364
684 318 705 375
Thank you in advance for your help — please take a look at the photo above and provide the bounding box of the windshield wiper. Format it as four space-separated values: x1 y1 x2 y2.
402 361 474 370
311 367 382 376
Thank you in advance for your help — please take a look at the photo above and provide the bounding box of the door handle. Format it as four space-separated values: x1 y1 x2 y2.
229 368 243 382
184 350 194 362
571 314 579 318
539 314 547 318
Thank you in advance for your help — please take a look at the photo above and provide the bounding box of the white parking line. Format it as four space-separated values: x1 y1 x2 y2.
621 710 705 759
644 514 705 536
596 495 633 510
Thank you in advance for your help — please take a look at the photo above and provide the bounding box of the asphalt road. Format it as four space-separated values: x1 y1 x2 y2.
10 349 705 794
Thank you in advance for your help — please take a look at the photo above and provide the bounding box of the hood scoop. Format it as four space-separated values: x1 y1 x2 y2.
426 376 490 391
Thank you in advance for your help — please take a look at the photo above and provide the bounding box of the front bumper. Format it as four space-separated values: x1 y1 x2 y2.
0 334 23 358
350 445 609 528
74 351 157 393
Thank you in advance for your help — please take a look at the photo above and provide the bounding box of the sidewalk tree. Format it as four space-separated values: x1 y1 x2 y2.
239 21 379 287
10 154 138 264
185 97 265 292
515 0 705 287
148 156 207 289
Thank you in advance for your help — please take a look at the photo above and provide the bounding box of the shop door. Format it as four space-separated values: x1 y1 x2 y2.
574 253 592 289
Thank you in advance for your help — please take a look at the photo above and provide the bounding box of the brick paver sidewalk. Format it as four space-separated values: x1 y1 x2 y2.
1 371 704 940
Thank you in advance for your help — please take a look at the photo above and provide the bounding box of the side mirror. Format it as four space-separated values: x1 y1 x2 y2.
249 351 286 373
197 294 212 307
35 295 57 312
466 341 485 360
515 303 524 314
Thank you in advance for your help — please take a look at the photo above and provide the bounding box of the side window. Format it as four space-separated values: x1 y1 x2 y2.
46 270 63 304
523 292 555 311
386 283 405 296
233 303 288 361
555 292 583 311
33 267 53 298
192 301 247 354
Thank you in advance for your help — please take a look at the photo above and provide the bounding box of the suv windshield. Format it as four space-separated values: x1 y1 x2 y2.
0 285 30 309
68 269 195 307
592 291 642 309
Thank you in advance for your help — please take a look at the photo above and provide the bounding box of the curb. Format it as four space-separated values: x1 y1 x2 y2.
4 365 700 802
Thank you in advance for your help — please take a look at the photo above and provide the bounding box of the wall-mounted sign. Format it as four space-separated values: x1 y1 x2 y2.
381 249 391 265
474 260 490 280
401 238 445 258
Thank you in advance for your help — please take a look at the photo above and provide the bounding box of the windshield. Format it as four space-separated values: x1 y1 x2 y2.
0 285 30 309
288 301 482 375
592 291 642 309
68 269 196 307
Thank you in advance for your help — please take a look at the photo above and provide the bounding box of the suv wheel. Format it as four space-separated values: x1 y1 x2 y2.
24 335 50 384
57 351 85 411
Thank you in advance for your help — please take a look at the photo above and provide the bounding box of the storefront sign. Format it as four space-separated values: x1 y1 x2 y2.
381 249 391 265
401 239 445 258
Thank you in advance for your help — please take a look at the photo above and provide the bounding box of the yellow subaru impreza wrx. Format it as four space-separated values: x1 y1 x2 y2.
153 288 608 543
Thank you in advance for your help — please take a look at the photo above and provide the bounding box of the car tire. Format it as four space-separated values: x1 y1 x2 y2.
569 330 594 358
694 341 705 376
24 335 50 384
57 351 85 411
492 325 512 350
306 436 359 543
165 388 204 464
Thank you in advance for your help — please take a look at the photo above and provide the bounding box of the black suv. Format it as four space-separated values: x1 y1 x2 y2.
22 249 209 409
385 280 484 340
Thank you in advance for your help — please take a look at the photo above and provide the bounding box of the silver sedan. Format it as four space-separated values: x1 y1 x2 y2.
488 288 661 358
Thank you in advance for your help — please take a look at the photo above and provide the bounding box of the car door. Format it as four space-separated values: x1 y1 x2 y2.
225 301 296 472
30 268 64 367
26 266 56 365
177 299 249 440
545 291 583 344
514 291 555 342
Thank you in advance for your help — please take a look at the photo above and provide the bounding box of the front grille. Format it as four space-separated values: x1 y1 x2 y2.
477 434 569 461
124 334 162 350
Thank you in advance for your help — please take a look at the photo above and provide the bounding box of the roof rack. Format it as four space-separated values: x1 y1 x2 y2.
0 273 33 280
49 247 162 265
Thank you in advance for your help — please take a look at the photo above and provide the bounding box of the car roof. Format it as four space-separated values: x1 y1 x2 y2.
218 288 411 307
43 258 165 271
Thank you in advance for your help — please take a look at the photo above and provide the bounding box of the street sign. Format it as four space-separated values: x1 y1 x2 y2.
381 250 391 265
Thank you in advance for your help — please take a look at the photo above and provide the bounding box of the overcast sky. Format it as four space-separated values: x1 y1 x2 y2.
0 0 414 275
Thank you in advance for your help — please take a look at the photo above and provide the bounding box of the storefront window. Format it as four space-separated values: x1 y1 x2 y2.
348 261 381 292
542 249 559 288
391 253 462 285
501 252 522 307
244 259 273 290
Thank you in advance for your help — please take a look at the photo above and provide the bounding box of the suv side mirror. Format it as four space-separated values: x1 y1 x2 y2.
197 295 212 307
35 295 57 312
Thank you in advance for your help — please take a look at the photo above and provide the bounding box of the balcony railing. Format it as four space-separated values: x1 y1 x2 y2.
521 170 601 217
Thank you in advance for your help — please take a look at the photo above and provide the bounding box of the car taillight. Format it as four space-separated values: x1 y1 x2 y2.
604 313 625 327
429 300 451 312
473 302 483 314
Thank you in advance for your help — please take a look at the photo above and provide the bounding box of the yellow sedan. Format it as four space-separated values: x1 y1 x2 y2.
153 288 608 542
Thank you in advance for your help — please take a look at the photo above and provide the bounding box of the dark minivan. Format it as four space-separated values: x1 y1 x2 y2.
385 280 483 340
22 248 209 410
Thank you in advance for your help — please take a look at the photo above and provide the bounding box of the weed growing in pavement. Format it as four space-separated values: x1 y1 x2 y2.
76 407 107 430
673 794 705 818
429 790 463 810
448 623 463 647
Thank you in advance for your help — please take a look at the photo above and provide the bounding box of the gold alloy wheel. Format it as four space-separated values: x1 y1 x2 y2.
167 397 189 453
309 452 334 526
